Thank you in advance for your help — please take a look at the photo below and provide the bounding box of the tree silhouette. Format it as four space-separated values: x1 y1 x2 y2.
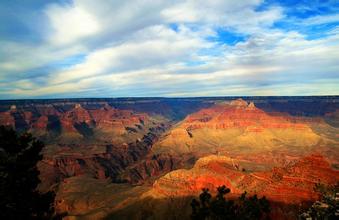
191 185 270 220
0 126 55 219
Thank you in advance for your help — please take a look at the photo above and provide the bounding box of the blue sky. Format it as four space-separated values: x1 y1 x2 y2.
0 0 338 98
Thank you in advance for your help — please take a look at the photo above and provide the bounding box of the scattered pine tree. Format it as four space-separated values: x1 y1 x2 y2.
191 185 270 220
0 126 56 219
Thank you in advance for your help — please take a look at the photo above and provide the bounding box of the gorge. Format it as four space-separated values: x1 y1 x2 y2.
0 97 338 219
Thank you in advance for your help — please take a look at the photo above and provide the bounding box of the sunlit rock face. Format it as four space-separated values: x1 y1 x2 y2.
153 99 325 156
135 154 337 220
150 154 338 203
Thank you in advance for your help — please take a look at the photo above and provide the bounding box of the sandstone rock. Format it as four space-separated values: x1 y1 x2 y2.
154 101 322 155
248 101 255 109
150 154 339 204
10 105 17 111
229 98 248 107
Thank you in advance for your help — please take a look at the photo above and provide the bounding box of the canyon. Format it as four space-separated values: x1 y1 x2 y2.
0 97 338 219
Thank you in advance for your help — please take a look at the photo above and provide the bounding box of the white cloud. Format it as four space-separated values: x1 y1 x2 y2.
45 3 101 45
50 25 211 84
303 13 339 25
162 0 283 33
0 40 86 77
0 0 338 98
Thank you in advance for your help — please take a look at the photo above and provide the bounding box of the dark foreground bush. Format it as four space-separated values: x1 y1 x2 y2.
191 185 270 220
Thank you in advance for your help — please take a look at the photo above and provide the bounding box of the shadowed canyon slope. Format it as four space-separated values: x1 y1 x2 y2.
0 97 338 219
0 101 172 191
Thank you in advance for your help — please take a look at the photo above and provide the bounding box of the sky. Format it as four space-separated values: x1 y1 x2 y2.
0 0 338 99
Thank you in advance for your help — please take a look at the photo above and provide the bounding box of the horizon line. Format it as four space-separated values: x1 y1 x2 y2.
0 95 338 102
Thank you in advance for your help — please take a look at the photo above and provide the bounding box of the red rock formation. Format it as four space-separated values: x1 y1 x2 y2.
89 105 148 131
32 115 49 132
48 103 151 136
38 122 169 191
0 102 170 192
150 154 339 204
34 104 61 116
58 104 92 133
184 100 308 131
1 105 59 132
1 98 337 220
154 99 322 155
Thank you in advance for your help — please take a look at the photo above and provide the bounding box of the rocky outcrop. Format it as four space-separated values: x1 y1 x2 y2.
150 154 339 204
0 101 174 192
118 153 181 184
184 99 308 130
38 123 169 191
53 154 339 219
0 102 159 141
229 98 249 107
0 102 169 195
154 99 323 155
58 104 93 134
0 98 338 220
0 105 60 132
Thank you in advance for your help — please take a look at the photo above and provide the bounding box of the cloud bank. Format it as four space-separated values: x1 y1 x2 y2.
0 0 338 98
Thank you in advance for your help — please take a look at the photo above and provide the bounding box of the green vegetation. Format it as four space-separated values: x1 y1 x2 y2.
191 185 270 220
0 126 56 219
299 183 339 220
